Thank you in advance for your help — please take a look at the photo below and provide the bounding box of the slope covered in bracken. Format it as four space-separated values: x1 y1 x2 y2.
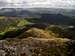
0 28 75 56
0 16 75 56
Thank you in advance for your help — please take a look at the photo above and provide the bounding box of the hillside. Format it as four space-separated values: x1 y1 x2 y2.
0 37 74 56
0 27 75 56
0 16 75 56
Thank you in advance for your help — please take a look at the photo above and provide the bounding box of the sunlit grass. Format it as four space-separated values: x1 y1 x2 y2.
0 32 5 35
17 19 30 26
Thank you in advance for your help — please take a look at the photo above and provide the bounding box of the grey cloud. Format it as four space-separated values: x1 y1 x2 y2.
0 0 74 9
0 1 8 7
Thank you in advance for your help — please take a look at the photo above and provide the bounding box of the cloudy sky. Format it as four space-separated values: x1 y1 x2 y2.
0 0 75 9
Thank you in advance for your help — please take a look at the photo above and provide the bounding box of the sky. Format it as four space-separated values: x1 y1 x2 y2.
0 0 75 9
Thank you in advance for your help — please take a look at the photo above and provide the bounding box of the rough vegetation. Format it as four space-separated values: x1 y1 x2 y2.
18 28 56 38
0 17 75 56
0 37 74 56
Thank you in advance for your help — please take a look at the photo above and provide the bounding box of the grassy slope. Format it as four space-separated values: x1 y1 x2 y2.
0 16 74 56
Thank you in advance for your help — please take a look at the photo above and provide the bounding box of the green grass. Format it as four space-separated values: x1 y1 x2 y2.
17 19 30 26
0 32 5 35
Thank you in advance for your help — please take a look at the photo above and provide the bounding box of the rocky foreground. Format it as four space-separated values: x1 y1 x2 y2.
0 37 75 56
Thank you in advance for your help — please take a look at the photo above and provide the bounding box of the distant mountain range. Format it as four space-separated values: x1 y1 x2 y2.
40 13 74 25
0 8 75 17
0 8 75 25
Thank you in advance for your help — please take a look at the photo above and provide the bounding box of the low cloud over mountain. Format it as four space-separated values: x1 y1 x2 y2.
0 0 74 9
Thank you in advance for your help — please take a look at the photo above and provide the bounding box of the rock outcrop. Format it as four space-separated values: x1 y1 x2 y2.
0 37 74 56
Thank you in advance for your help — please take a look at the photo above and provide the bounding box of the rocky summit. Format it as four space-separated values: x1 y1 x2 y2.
0 37 75 56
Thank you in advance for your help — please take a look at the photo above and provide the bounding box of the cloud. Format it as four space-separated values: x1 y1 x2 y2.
0 0 74 9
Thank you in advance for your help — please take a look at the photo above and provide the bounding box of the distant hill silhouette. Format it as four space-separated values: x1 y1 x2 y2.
0 8 74 25
40 14 74 25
